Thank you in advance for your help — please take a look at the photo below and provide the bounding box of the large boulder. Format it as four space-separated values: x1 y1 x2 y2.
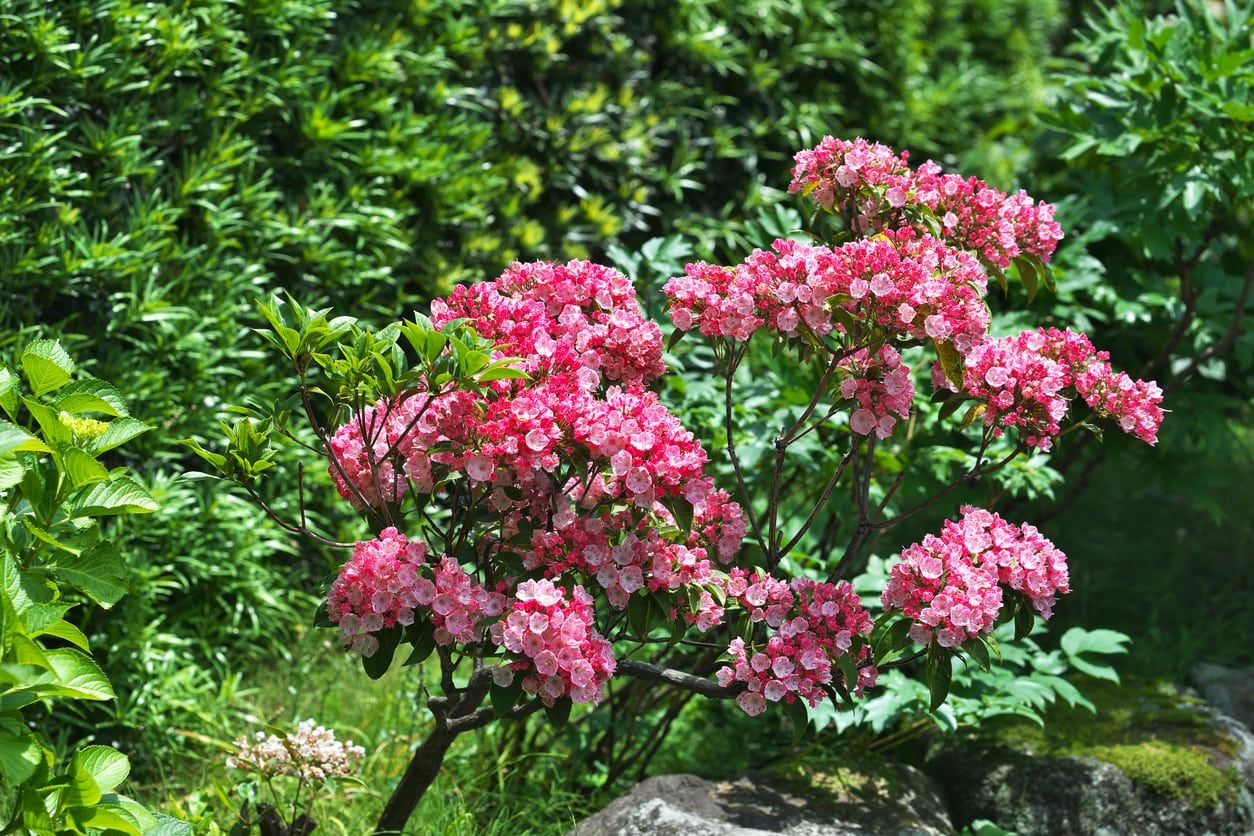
570 763 953 835
925 679 1253 835
1192 663 1254 731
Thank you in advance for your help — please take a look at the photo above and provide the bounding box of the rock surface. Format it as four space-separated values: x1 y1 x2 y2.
570 766 952 835
925 680 1254 835
1192 663 1254 731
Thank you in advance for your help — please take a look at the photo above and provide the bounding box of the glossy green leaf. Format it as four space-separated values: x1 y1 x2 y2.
68 477 159 518
20 340 74 397
49 544 129 608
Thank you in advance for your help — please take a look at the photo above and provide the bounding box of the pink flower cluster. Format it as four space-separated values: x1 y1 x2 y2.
326 528 505 655
664 232 989 352
947 328 1165 449
839 345 915 438
717 572 875 716
490 579 616 705
788 136 1063 268
491 260 666 386
686 484 747 564
881 506 1070 649
569 385 708 507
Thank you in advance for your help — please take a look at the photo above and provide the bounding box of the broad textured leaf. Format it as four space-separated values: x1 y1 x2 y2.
61 447 108 489
0 728 42 784
73 746 130 794
53 379 128 417
0 422 50 456
69 803 144 836
68 477 159 518
20 340 74 397
45 648 115 701
49 544 129 608
33 618 90 652
145 811 193 836
85 418 151 455
0 456 22 491
0 367 17 420
62 754 104 807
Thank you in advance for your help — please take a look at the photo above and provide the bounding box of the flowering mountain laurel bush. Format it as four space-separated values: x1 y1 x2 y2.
198 135 1164 830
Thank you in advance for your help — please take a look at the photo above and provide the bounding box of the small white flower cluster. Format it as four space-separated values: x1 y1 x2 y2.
227 720 365 782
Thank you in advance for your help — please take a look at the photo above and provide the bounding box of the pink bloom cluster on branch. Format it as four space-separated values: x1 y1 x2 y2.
490 579 616 705
788 136 1063 268
326 528 505 655
717 572 875 716
881 506 1070 648
840 344 915 438
663 232 989 354
940 327 1165 449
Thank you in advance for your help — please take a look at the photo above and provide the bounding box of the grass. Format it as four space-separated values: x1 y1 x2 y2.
130 626 596 835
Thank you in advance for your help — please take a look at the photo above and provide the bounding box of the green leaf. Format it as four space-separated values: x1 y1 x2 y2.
70 802 144 836
53 380 128 417
145 811 192 836
20 399 71 447
963 638 992 672
666 495 694 535
475 366 529 382
932 340 963 389
0 456 22 491
835 653 859 692
362 627 400 679
783 696 810 743
0 422 51 456
45 648 115 701
874 618 913 664
1014 605 1036 641
402 621 435 666
63 754 104 807
49 543 130 608
0 728 42 784
1061 627 1129 683
21 340 74 397
1016 255 1040 303
0 367 18 420
33 618 90 652
490 680 523 717
68 477 159 518
926 648 953 711
60 447 108 489
937 394 966 422
544 698 572 728
84 418 151 455
73 746 130 794
627 594 651 636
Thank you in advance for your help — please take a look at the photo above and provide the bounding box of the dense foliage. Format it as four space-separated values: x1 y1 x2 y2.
0 0 1246 832
0 343 185 834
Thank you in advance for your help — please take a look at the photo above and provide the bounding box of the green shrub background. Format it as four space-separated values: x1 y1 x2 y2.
2 0 1249 829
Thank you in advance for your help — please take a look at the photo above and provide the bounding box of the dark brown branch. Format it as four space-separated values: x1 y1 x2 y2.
616 659 742 698
780 446 855 557
873 444 1025 532
243 484 354 549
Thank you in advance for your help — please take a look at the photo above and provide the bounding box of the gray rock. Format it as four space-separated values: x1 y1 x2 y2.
570 766 953 836
1193 664 1254 731
924 680 1254 835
